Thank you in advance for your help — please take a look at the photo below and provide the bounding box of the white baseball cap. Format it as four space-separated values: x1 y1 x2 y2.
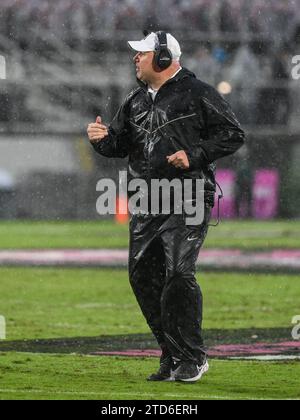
128 32 182 60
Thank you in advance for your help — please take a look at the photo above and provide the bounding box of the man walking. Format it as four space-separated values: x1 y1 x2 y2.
87 31 245 382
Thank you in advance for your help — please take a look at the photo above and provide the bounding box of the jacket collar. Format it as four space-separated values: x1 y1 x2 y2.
136 67 196 91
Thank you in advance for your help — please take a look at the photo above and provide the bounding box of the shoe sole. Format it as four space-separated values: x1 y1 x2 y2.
176 361 209 383
147 376 174 382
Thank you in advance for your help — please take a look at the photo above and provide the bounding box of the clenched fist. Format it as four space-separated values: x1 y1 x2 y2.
87 116 109 143
167 150 190 170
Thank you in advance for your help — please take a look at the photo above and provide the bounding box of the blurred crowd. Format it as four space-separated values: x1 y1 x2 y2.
0 0 298 128
186 43 292 124
0 1 297 222
1 0 300 46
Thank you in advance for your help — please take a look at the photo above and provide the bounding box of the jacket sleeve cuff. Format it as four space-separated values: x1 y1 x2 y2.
186 147 209 171
90 135 111 155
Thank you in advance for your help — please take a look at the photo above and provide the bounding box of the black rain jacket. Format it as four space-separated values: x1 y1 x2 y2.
92 68 245 206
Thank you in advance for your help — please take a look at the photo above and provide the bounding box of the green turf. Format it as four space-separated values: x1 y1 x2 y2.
0 353 299 400
0 220 299 250
0 268 299 341
1 267 300 400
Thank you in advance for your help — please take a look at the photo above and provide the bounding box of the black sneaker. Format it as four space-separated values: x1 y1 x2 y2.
172 358 209 382
147 356 173 381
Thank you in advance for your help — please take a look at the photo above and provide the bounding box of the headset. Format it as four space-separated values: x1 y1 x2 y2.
143 30 172 70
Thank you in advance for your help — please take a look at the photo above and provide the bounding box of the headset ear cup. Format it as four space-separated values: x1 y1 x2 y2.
154 31 172 70
153 50 162 69
155 49 172 70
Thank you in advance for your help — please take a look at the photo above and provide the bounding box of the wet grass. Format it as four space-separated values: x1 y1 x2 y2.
0 353 299 400
0 218 299 401
0 220 299 250
0 268 299 341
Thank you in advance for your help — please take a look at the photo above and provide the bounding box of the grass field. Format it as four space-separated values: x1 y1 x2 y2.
0 266 300 400
0 220 299 400
0 268 299 340
0 219 299 250
1 354 299 400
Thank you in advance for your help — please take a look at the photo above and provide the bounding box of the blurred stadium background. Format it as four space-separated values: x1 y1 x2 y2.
1 0 300 401
0 0 300 221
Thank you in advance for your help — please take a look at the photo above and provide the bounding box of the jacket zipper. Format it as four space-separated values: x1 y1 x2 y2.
146 102 155 179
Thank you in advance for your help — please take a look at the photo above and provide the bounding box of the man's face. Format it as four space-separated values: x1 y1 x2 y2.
133 51 155 82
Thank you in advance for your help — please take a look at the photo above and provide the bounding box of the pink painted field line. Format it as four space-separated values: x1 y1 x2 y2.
92 341 300 358
0 249 299 270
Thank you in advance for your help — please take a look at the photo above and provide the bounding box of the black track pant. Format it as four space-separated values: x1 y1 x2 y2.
128 206 211 363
